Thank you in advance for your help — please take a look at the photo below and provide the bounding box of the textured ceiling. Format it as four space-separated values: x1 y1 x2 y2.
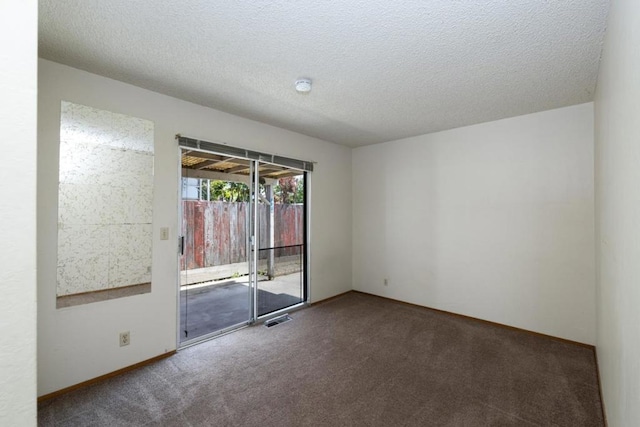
39 1 609 147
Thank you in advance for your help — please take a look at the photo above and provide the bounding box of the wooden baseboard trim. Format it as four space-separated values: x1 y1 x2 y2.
351 290 595 350
38 351 176 403
309 290 352 306
593 347 608 426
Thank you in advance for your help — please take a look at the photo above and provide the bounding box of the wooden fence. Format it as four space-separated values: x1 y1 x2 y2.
181 201 304 270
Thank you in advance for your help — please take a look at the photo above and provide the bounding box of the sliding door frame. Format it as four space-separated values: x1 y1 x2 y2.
251 160 311 323
176 141 311 348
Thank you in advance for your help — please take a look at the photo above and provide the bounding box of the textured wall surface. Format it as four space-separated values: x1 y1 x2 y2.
594 0 640 424
0 1 37 425
353 103 595 344
57 101 154 296
38 1 609 146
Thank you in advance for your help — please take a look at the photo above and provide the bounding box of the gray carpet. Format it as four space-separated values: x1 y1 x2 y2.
38 292 604 426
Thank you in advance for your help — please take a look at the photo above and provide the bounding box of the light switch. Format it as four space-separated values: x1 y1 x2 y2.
160 227 169 240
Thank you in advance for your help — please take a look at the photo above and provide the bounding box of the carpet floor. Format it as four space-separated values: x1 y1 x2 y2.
38 292 604 426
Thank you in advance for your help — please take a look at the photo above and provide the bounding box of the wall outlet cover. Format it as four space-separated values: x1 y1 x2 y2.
119 331 130 347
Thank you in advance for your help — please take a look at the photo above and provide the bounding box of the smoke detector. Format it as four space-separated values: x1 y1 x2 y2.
295 78 312 93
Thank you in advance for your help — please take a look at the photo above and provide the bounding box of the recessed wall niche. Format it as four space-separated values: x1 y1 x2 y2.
56 101 154 308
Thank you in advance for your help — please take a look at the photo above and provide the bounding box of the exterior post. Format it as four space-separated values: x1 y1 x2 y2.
266 184 275 280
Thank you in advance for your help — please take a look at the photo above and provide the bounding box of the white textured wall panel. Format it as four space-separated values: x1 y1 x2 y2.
353 104 595 344
594 0 640 424
0 1 38 425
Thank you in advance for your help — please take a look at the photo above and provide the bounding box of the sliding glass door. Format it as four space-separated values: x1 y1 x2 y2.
178 143 309 346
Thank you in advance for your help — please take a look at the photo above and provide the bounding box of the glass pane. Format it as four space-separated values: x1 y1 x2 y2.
256 168 305 316
180 150 252 342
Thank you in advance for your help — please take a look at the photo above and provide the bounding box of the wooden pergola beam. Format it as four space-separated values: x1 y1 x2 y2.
182 168 276 186
196 156 236 169
224 165 251 174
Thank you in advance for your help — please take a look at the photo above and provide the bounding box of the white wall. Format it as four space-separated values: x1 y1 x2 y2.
353 103 595 344
594 0 640 424
38 59 352 395
0 1 38 425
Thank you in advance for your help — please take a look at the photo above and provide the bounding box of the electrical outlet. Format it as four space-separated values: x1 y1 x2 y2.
384 278 389 286
119 331 130 347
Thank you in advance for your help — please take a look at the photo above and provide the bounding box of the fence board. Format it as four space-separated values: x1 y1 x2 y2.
182 201 303 269
204 202 214 267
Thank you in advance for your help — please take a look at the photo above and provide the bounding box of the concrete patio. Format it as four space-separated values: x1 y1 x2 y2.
179 271 303 342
